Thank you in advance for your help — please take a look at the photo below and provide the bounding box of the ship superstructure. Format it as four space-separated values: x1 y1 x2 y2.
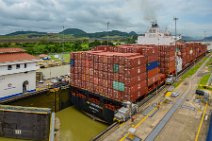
137 22 181 45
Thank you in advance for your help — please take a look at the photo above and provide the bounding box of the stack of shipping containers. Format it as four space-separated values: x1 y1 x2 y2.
139 47 161 89
71 51 147 103
159 45 176 75
177 43 207 69
94 45 165 90
70 43 207 123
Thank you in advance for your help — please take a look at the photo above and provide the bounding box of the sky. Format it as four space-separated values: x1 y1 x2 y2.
0 0 212 37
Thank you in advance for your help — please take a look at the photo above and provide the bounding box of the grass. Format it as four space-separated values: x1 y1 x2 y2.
198 53 212 90
198 73 211 90
49 53 70 63
205 55 212 71
173 56 208 87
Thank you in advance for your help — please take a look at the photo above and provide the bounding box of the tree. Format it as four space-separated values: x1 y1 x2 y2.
89 40 101 48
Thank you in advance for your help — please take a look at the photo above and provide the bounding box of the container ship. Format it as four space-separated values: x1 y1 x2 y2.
70 23 208 124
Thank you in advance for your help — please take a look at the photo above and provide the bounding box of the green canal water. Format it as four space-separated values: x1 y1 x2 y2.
56 107 107 141
0 90 107 141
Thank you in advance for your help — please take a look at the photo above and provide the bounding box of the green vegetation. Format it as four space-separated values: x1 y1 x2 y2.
1 28 138 39
0 40 114 55
198 73 211 90
5 31 46 36
173 56 208 87
206 56 212 71
0 28 138 55
60 28 137 38
198 54 212 90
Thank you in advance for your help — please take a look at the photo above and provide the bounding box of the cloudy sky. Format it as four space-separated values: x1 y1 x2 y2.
0 0 212 37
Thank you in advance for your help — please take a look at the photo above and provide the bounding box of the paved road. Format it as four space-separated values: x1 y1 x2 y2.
145 56 210 141
37 65 69 79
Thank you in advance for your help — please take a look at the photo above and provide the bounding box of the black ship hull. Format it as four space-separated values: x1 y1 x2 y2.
70 86 122 124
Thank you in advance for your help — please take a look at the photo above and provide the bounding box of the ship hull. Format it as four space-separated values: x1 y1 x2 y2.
70 86 122 124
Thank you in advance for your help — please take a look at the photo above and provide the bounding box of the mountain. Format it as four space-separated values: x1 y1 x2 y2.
6 31 47 36
59 28 138 38
203 36 212 41
87 30 130 38
4 28 138 38
59 28 87 36
182 36 195 41
181 36 202 41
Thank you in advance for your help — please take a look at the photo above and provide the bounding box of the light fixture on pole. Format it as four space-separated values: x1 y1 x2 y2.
173 17 178 44
62 25 65 63
107 22 110 46
174 17 178 78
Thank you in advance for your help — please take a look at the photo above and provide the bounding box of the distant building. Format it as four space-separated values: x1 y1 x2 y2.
0 48 39 100
39 54 48 58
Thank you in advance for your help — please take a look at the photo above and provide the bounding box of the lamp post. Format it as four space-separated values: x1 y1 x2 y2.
107 22 110 46
62 25 65 64
174 17 178 45
174 17 178 78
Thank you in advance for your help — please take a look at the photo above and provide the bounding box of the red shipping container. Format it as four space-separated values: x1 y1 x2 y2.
93 85 98 93
124 72 147 86
108 73 114 80
107 88 113 98
148 74 160 86
124 55 146 68
125 85 139 94
107 64 113 72
99 86 104 95
102 72 108 79
148 68 159 78
113 90 119 100
124 66 146 77
107 80 113 88
93 77 99 85
113 73 119 81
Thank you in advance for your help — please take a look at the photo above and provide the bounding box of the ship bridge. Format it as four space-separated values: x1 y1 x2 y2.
137 22 181 45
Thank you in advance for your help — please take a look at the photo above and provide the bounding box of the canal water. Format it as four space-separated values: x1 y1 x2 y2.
56 107 107 141
1 89 107 141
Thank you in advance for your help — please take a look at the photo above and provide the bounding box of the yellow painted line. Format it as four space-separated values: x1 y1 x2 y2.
119 122 125 127
134 108 158 129
119 107 158 141
119 133 129 141
195 103 208 141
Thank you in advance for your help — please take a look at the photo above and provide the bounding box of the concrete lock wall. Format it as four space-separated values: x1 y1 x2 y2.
0 111 50 140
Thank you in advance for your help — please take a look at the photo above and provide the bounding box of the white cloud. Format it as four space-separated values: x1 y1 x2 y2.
0 0 211 36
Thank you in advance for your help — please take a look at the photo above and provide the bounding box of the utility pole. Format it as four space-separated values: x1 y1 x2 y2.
174 17 178 78
62 25 65 64
107 22 110 46
174 17 178 44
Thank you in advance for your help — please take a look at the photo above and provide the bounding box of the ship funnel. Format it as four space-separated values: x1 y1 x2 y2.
151 21 159 28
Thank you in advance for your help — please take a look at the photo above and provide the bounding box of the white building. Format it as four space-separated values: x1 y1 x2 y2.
137 22 181 45
0 48 39 101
